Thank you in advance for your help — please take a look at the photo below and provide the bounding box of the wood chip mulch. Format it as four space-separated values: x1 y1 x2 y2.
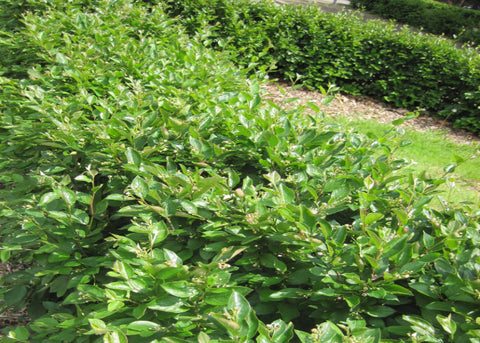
262 81 480 146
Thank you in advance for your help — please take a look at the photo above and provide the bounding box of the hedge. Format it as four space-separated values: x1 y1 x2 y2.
350 0 480 46
159 0 480 135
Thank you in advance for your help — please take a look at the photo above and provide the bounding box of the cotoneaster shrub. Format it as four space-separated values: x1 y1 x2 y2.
1 0 480 342
350 0 480 46
159 0 480 135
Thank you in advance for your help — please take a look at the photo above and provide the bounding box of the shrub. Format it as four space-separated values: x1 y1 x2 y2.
1 0 480 342
159 0 480 135
350 0 480 46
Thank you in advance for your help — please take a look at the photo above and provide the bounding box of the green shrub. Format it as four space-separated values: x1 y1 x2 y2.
350 0 480 46
159 0 480 135
1 0 480 342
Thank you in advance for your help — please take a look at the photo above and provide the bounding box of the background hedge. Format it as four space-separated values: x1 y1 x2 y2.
350 0 480 46
159 0 480 135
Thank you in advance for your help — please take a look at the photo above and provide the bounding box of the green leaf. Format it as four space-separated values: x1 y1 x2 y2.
365 305 395 318
399 261 426 274
78 284 105 300
8 326 30 341
104 330 127 343
382 284 413 296
323 178 346 193
228 170 240 188
409 282 440 298
315 321 343 343
107 301 125 312
125 147 142 167
1 250 11 263
444 164 456 173
260 253 287 273
344 295 360 308
246 310 259 339
382 236 407 259
249 94 261 110
161 281 198 298
164 249 182 267
197 332 211 343
366 288 387 299
228 291 251 322
210 314 242 336
127 321 161 332
434 257 455 278
364 213 384 225
270 320 294 343
88 318 107 333
4 285 27 306
265 171 281 184
364 175 375 191
105 281 131 291
56 187 76 207
204 288 233 306
307 102 320 113
150 221 168 246
393 208 409 223
279 184 295 204
278 207 296 222
452 154 465 164
314 288 336 297
295 330 314 343
71 209 89 225
403 315 436 337
132 304 147 319
423 232 435 249
131 176 149 198
278 302 300 322
436 314 456 335
39 191 60 206
105 194 132 201
113 260 134 280
147 295 188 313
351 328 381 343
261 288 307 301
74 174 92 183
180 200 197 215
425 302 453 311
56 52 68 65
392 117 406 126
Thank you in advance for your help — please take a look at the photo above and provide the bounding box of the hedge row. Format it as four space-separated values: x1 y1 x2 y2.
350 0 480 46
159 0 480 135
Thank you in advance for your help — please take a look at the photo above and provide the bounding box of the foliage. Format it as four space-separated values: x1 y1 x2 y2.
1 0 480 342
159 0 480 135
327 116 480 207
350 0 480 46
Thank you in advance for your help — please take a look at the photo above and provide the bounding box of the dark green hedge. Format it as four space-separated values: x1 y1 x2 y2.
350 0 480 46
158 0 480 135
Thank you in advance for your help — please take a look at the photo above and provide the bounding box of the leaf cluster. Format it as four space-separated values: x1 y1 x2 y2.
1 0 480 342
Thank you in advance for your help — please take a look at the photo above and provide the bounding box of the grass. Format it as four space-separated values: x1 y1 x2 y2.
326 115 480 207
